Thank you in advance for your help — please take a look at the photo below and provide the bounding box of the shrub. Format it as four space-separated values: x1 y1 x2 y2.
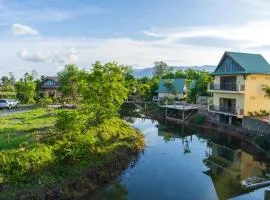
248 112 254 117
190 114 207 125
38 97 53 108
260 110 269 116
55 110 86 134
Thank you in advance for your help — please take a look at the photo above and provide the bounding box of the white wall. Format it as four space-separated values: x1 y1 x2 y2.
158 92 184 99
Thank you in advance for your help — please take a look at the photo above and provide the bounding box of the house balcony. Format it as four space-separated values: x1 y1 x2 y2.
208 105 244 118
208 83 245 93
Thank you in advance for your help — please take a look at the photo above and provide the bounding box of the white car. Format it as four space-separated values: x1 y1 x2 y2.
0 99 19 109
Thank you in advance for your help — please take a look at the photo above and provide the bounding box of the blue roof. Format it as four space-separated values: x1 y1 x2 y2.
156 79 186 93
213 51 270 75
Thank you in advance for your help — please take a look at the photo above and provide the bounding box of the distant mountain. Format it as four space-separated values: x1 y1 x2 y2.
133 65 216 78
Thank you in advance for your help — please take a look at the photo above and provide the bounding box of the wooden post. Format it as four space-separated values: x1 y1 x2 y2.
182 111 185 121
229 116 232 125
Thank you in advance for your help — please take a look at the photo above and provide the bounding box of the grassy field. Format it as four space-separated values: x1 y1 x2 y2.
0 107 144 199
0 108 56 150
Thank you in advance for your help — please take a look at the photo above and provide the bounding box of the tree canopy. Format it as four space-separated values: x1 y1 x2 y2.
15 73 36 103
81 62 129 124
58 64 86 103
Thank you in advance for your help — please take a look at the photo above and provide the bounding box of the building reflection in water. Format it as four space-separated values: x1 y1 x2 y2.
158 123 270 200
204 135 270 200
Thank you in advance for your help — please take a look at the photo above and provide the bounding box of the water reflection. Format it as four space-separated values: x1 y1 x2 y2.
204 140 269 200
84 118 270 200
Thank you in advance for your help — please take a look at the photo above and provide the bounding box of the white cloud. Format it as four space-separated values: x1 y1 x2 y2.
142 31 164 38
3 19 270 78
17 48 78 65
144 20 270 50
12 23 39 36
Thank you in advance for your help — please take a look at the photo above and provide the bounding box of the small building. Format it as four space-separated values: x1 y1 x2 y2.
208 51 270 126
40 76 61 98
155 79 194 101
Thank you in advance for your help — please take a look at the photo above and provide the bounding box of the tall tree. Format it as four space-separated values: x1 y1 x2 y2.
153 61 169 77
58 64 85 103
15 73 36 103
1 73 16 93
81 61 128 124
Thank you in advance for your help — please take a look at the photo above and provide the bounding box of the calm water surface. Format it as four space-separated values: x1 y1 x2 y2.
91 118 270 200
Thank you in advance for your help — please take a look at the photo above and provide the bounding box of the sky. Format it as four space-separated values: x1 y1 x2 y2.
1 0 270 78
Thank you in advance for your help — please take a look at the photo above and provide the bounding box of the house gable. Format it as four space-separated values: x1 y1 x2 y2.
41 77 60 89
214 55 245 74
213 51 270 75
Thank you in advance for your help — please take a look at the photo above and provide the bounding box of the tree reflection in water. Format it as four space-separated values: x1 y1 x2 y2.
90 183 128 200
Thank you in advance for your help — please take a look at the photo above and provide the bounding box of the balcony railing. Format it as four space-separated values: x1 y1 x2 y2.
208 105 244 117
209 83 245 92
209 105 236 114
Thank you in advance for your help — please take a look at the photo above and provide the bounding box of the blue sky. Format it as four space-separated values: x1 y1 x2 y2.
1 0 270 77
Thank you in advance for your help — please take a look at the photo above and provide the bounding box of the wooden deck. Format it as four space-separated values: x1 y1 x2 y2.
159 103 199 122
161 104 198 110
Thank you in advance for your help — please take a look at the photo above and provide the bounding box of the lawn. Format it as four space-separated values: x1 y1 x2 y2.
0 107 144 199
0 108 56 150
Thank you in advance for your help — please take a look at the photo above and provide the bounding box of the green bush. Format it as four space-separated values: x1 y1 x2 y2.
0 117 144 198
0 144 54 183
38 97 53 108
55 110 86 134
190 114 207 125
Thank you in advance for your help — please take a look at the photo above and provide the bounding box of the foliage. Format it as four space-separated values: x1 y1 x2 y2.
152 61 169 77
58 64 86 103
186 71 212 103
15 73 36 103
0 72 16 92
38 97 53 107
189 114 207 125
137 83 151 99
56 110 86 134
263 86 270 98
163 79 174 90
81 62 129 124
248 110 270 117
0 109 144 198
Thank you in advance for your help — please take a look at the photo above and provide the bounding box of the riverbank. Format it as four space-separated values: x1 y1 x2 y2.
0 108 144 199
142 104 267 152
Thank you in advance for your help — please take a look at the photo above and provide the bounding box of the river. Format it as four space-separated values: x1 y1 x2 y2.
89 117 270 200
